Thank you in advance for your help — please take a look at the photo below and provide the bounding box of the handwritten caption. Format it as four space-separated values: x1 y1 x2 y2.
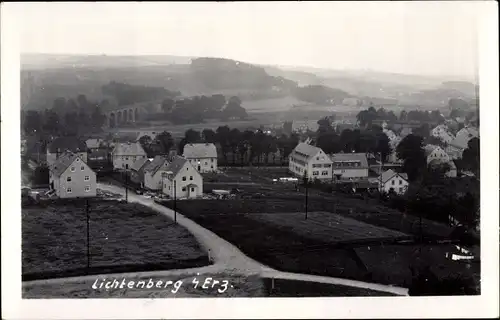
92 273 233 294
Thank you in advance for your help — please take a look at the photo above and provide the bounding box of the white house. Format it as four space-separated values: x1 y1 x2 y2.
111 142 147 170
47 137 88 166
288 142 333 181
452 126 479 149
424 145 450 165
162 156 203 199
49 151 97 198
331 153 369 180
379 169 409 195
430 124 455 144
143 155 170 190
182 143 218 173
445 144 464 160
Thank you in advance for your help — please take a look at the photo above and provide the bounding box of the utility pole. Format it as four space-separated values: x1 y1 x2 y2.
305 179 309 220
124 171 128 202
173 179 177 223
86 199 90 271
378 152 383 194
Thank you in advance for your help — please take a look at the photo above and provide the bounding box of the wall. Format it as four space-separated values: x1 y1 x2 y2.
187 157 217 173
333 168 369 179
144 170 165 190
112 154 146 170
57 158 97 198
382 176 408 194
162 163 203 199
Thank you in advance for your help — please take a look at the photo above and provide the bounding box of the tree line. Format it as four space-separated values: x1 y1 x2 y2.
101 81 180 106
147 95 249 125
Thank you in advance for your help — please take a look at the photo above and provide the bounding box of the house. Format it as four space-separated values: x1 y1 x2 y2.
430 124 455 144
143 155 170 190
130 157 151 188
331 153 369 180
424 145 450 164
379 169 409 195
399 127 413 138
182 143 218 173
47 137 88 166
85 138 105 151
162 156 203 199
111 142 147 170
288 142 333 181
445 144 464 160
48 151 97 198
452 126 479 149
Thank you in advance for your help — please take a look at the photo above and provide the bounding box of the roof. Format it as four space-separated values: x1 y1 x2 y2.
424 144 442 156
86 138 103 149
49 152 87 177
143 155 169 175
88 149 108 160
164 156 189 179
131 157 151 172
330 152 369 168
48 137 87 153
112 142 147 156
293 142 323 158
380 169 408 184
183 143 217 159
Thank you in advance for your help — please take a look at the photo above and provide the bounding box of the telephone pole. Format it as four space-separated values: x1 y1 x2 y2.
86 199 90 271
305 179 309 220
173 179 177 223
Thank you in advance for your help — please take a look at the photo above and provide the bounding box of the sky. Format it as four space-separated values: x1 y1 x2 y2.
10 1 484 79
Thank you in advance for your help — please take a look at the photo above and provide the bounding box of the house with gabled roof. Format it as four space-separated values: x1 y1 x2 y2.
47 136 88 166
182 143 218 173
48 151 96 198
130 157 152 188
143 155 170 190
424 144 450 165
379 169 408 195
330 152 369 180
161 156 203 199
111 142 147 170
430 124 455 144
452 126 479 149
289 142 333 181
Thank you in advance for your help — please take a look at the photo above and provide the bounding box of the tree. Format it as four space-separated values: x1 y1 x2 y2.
317 116 334 133
413 123 431 139
91 105 106 129
43 110 61 135
216 126 231 163
32 165 49 185
400 110 408 121
396 134 427 181
23 110 42 134
155 131 174 155
461 137 480 176
185 129 201 144
202 129 217 143
228 128 241 164
222 96 248 120
374 132 392 162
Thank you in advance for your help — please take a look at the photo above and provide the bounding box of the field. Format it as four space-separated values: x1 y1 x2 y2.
22 199 209 280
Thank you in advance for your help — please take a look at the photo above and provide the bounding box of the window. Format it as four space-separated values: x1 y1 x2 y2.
399 180 402 185
324 164 332 168
312 164 321 168
191 188 195 192
70 167 75 172
67 188 72 193
125 157 129 160
81 166 85 171
182 176 186 181
168 186 171 190
76 158 80 162
204 162 207 165
211 165 214 169
316 157 319 160
211 159 214 162
186 167 189 170
67 176 72 182
182 187 186 191
399 187 403 193
85 176 89 181
190 176 193 180
313 171 319 176
85 186 90 192
321 171 328 176
392 180 395 185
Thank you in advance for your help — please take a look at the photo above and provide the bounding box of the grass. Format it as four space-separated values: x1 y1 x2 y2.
22 199 209 281
159 198 478 289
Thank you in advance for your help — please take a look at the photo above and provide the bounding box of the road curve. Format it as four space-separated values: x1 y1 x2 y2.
24 182 409 296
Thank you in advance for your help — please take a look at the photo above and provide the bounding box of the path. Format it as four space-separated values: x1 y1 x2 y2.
24 182 409 296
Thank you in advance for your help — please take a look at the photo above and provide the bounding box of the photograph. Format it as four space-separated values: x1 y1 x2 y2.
2 1 498 319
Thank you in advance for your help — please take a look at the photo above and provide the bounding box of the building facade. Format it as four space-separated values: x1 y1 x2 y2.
111 142 147 170
49 152 97 198
143 156 170 190
331 153 369 180
379 169 409 195
162 156 203 199
182 143 218 173
288 142 333 181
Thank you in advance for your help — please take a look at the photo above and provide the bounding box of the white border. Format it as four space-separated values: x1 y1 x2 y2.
2 2 499 319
